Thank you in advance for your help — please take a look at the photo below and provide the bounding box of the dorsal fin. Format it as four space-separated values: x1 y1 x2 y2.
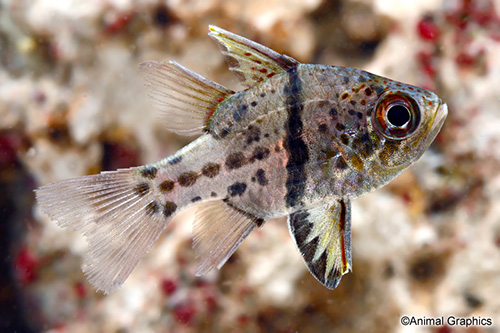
287 199 352 289
208 25 300 88
192 200 263 276
139 60 234 136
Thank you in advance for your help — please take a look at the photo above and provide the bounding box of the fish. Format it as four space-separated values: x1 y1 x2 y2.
35 25 448 293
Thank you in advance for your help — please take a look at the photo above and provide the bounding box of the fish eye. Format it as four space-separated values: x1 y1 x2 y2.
373 92 421 140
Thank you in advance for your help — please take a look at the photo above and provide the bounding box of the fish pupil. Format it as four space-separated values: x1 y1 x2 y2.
387 105 410 127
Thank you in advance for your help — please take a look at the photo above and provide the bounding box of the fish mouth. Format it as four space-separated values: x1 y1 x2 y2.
431 102 448 135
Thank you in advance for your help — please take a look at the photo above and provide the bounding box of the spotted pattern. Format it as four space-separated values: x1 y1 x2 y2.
140 166 158 179
249 146 270 162
246 125 261 145
159 180 175 193
178 172 198 187
145 201 159 216
135 183 150 196
163 201 177 218
202 163 220 178
225 152 246 170
228 182 247 197
255 169 268 186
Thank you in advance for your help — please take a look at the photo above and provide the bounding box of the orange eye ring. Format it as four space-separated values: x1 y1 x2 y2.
373 92 421 140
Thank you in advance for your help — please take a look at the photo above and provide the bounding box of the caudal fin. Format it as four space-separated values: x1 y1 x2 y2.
35 169 168 293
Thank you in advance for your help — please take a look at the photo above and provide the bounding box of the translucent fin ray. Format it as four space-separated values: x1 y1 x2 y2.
287 199 352 289
192 200 261 276
139 60 234 135
209 25 300 88
35 169 169 293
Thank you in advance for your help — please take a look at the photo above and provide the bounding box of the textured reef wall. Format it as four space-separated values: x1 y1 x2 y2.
1 0 500 331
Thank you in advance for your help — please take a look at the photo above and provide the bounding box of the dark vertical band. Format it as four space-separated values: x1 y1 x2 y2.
284 66 309 208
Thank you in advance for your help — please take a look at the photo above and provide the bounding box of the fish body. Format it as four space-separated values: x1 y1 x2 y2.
36 26 448 293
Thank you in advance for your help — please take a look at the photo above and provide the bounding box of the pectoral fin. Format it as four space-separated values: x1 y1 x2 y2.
208 25 299 88
287 199 352 289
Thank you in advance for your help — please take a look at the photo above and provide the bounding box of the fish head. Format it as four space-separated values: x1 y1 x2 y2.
367 81 448 175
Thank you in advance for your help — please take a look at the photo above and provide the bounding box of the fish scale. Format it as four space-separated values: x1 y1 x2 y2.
35 25 447 293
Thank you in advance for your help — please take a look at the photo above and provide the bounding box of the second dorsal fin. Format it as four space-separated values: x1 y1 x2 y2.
139 60 234 136
209 25 300 88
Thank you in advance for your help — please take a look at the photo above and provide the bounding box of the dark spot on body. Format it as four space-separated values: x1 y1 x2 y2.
178 171 198 187
336 123 345 131
274 145 280 152
159 180 175 193
225 152 246 170
330 108 338 118
340 133 350 145
336 157 348 170
343 76 349 84
264 133 269 138
341 92 349 100
228 182 247 197
167 155 182 165
135 183 150 196
246 125 261 145
250 101 258 107
260 93 266 98
202 163 220 178
233 104 248 122
163 201 177 217
145 201 159 216
250 146 270 162
364 88 372 96
318 124 328 133
360 99 366 106
191 196 202 203
255 169 269 186
210 192 217 197
348 109 355 116
140 166 158 179
356 112 363 119
350 100 356 106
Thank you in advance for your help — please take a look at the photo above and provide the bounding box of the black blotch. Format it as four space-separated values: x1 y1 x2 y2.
178 171 198 187
250 101 258 107
225 152 246 170
191 196 202 203
356 112 363 119
340 133 350 145
135 183 149 196
163 201 177 217
336 123 345 131
250 146 270 162
202 163 220 178
255 169 268 186
159 180 175 193
364 87 372 96
246 125 261 145
145 201 159 216
464 293 483 309
251 177 256 182
350 100 356 106
233 104 248 122
318 124 328 133
409 252 448 287
264 133 270 138
210 192 217 197
140 166 158 179
260 93 266 98
348 109 356 116
336 157 348 170
228 182 247 197
167 155 182 165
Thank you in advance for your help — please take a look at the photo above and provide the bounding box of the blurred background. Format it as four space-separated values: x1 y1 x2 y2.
1 0 500 331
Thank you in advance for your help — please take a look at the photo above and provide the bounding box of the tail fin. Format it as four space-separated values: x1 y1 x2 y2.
35 169 168 293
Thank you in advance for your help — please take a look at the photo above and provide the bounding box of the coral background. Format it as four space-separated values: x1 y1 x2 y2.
1 0 500 331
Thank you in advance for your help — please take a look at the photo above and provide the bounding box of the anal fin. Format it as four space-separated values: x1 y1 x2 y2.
287 199 352 289
139 60 234 136
193 200 263 276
